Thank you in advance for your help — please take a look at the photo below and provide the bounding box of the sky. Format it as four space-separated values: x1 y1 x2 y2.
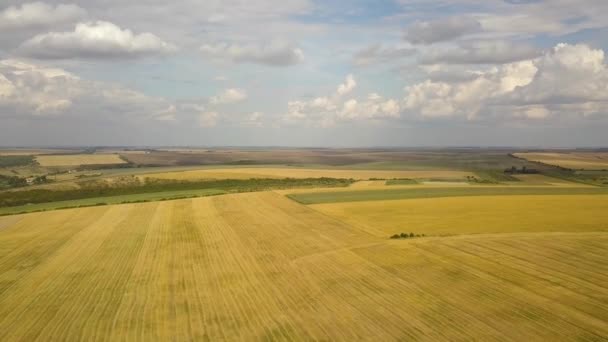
1 0 608 147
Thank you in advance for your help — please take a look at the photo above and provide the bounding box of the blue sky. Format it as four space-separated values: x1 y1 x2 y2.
1 0 608 147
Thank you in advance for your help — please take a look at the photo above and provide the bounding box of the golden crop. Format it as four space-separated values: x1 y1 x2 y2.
311 195 608 237
36 154 127 167
0 192 606 340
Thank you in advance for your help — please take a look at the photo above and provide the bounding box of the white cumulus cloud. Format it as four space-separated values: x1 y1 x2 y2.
244 112 264 127
285 75 400 125
403 43 608 121
337 74 357 96
199 111 219 127
210 88 247 105
0 58 201 123
338 94 400 120
19 21 176 59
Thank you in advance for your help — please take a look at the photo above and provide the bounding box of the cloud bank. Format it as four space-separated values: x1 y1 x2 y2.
0 2 85 30
200 41 304 66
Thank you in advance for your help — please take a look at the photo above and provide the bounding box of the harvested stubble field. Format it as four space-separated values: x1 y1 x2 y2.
0 192 607 340
35 154 127 167
514 152 608 170
141 167 473 181
309 194 608 237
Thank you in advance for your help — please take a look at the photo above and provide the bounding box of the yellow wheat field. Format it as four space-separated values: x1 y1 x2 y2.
514 152 608 169
310 195 608 237
0 192 607 340
0 149 72 156
348 180 388 187
35 154 127 167
141 167 473 181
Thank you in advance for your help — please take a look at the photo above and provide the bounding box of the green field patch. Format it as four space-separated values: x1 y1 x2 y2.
0 177 354 214
0 156 35 168
288 187 608 204
385 178 418 185
473 170 520 182
0 189 227 215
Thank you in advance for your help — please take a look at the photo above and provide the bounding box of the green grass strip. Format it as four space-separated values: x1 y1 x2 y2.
288 187 608 205
0 189 227 216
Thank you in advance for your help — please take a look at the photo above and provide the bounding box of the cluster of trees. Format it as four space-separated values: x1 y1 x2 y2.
390 232 424 239
466 175 495 184
504 166 539 174
31 175 50 184
0 175 28 189
0 174 52 190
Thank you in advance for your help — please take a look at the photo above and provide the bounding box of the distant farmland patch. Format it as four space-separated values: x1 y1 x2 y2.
386 179 418 185
142 167 474 181
0 148 77 156
36 154 127 167
514 152 608 170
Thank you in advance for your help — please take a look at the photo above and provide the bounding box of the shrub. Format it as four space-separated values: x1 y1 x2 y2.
390 232 426 240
